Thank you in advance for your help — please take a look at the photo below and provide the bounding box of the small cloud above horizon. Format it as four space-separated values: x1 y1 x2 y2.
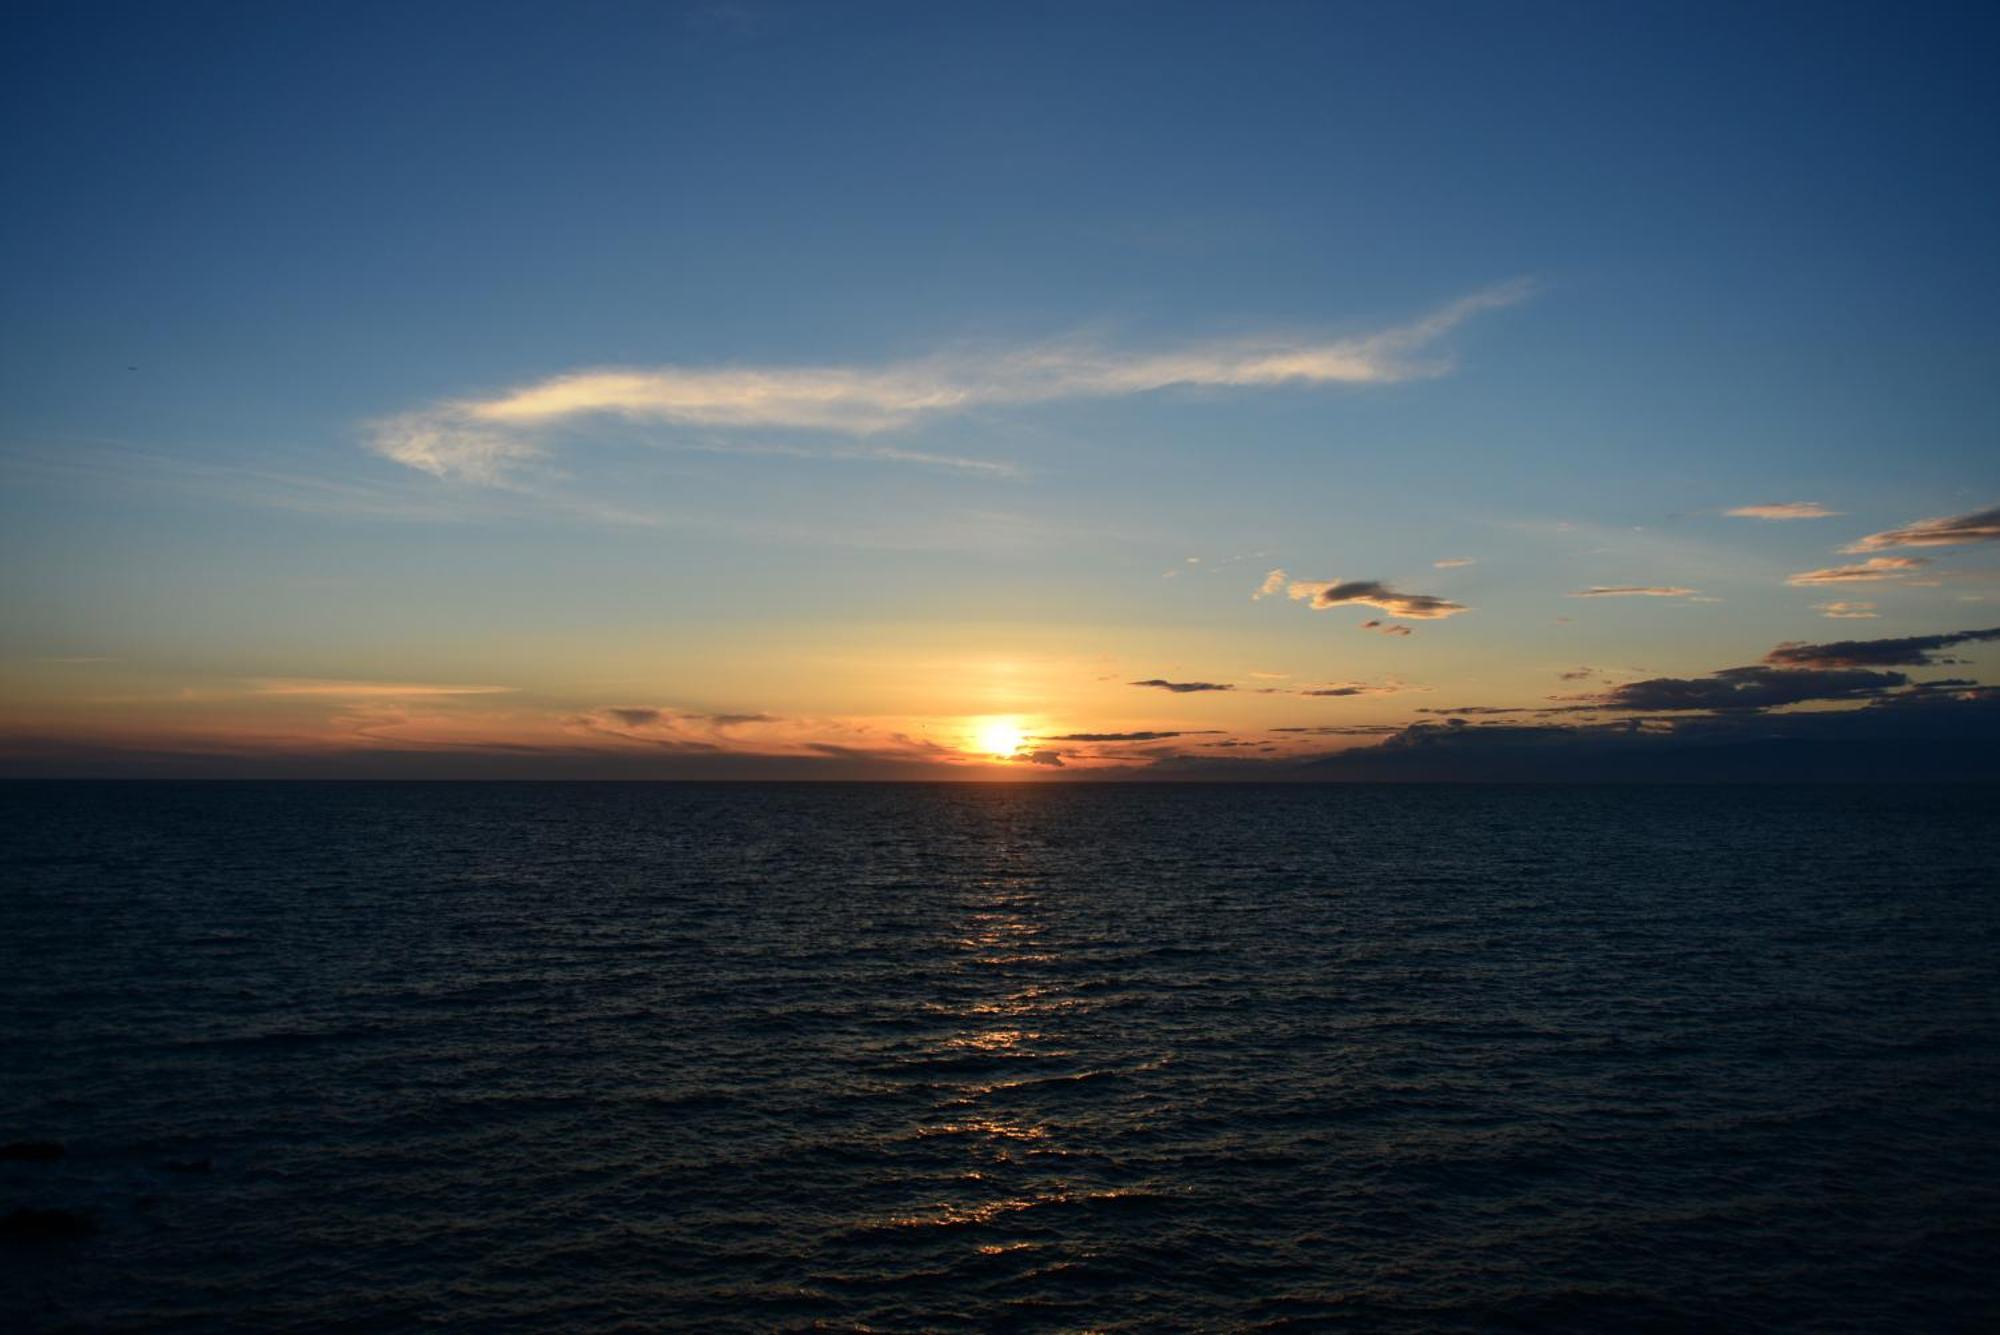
1298 680 1407 697
1569 586 1698 598
1787 556 1929 585
1843 504 2000 553
1727 502 1838 520
1287 578 1467 619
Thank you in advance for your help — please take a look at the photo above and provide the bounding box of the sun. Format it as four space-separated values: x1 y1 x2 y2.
972 717 1026 757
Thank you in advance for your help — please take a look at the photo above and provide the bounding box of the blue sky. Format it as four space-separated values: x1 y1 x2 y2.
3 1 1996 776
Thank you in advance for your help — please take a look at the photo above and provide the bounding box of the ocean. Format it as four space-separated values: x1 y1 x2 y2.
2 781 1996 1331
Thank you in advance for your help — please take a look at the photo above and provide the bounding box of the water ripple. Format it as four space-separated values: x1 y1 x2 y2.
1 781 1996 1331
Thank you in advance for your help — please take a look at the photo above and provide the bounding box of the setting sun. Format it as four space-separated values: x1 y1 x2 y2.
972 718 1026 758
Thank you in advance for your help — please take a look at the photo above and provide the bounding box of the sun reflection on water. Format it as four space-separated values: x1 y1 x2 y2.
859 872 1087 1236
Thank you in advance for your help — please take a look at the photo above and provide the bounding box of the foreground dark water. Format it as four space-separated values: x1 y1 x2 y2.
2 782 1996 1331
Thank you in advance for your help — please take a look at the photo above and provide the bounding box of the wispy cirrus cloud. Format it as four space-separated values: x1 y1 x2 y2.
1271 724 1405 735
1843 504 2000 553
673 438 1022 477
1786 556 1929 585
1418 705 1540 717
1814 601 1878 619
1727 501 1838 519
1298 681 1407 697
1285 578 1467 619
1569 585 1698 598
2 442 637 525
1037 730 1219 742
1433 556 1476 568
1122 674 1411 699
248 678 515 698
368 283 1532 483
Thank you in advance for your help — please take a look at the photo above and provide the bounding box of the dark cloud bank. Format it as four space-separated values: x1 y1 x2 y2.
1274 626 2000 781
1764 626 2000 668
1285 693 1998 782
1593 665 1908 712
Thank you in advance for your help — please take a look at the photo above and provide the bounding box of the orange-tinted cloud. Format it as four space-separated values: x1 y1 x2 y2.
1786 556 1929 585
1569 586 1697 598
1727 501 1838 519
1843 504 2000 552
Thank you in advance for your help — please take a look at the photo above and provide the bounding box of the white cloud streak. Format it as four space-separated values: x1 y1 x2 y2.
674 438 1021 477
368 282 1532 483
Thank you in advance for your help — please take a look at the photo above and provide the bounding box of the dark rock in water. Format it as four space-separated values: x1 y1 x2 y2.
0 1207 98 1244
162 1157 213 1174
0 1141 65 1163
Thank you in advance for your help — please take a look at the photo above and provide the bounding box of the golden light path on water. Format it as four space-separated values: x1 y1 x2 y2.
862 833 1160 1238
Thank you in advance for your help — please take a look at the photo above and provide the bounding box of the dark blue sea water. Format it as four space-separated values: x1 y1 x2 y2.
2 782 1997 1332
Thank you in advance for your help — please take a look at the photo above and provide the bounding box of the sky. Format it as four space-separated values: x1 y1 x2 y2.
2 0 1997 779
